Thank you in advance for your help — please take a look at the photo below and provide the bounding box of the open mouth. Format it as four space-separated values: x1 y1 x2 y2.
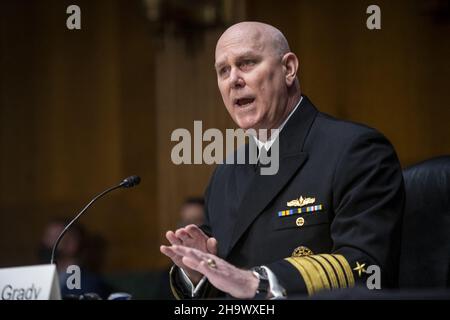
234 97 255 107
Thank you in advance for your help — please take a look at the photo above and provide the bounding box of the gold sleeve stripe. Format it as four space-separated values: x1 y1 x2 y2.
285 257 316 295
300 258 328 291
299 258 326 293
285 253 355 296
333 254 355 287
321 254 348 288
308 255 339 289
169 266 182 300
303 257 331 290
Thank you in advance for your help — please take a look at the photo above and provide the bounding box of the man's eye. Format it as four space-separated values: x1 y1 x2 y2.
218 67 229 76
240 60 256 69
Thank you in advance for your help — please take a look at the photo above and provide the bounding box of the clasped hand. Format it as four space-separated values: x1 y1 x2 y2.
160 224 258 299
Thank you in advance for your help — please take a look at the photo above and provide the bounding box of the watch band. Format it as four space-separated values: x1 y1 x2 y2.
251 266 270 299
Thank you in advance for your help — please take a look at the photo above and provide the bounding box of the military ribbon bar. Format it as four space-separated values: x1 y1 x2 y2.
278 204 323 217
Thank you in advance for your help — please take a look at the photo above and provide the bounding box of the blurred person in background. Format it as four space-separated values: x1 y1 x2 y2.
178 197 205 228
37 218 112 299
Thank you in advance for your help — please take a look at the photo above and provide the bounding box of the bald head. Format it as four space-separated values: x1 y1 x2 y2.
215 21 300 131
216 22 290 60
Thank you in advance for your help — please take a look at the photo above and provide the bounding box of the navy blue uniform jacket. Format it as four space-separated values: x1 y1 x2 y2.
171 95 404 298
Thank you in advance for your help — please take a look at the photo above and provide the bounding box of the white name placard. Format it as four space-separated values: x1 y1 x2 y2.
0 264 61 300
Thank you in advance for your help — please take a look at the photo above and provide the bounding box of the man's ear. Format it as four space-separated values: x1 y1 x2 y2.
282 53 299 86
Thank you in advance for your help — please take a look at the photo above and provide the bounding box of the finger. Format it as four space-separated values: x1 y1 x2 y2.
160 245 186 267
160 245 180 260
170 244 194 257
196 259 218 276
166 231 182 245
174 246 222 278
182 257 217 279
160 245 172 257
175 229 192 243
172 245 206 262
207 237 218 255
160 245 179 262
182 256 203 272
185 224 208 241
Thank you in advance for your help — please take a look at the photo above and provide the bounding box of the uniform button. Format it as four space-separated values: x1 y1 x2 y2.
296 217 305 227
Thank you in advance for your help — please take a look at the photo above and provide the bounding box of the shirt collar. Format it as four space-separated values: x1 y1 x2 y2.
252 96 303 152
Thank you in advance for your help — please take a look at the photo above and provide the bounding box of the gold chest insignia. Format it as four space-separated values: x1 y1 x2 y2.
287 196 316 207
292 246 314 257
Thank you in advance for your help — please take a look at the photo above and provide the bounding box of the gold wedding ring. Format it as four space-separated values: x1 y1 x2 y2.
206 258 217 269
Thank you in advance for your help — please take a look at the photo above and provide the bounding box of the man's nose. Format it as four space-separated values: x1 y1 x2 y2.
229 68 245 89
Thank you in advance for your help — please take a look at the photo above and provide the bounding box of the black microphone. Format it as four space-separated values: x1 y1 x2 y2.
50 175 141 265
120 175 141 188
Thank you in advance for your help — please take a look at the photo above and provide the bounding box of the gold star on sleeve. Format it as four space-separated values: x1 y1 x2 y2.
353 262 367 277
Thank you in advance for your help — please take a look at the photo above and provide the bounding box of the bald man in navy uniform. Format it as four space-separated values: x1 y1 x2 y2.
160 21 404 299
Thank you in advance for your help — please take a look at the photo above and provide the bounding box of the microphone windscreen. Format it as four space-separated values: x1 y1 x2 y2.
121 175 141 188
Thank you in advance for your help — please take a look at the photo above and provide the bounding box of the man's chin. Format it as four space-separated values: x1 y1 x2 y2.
236 121 259 131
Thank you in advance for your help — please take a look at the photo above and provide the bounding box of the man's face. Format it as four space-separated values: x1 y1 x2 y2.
215 30 289 131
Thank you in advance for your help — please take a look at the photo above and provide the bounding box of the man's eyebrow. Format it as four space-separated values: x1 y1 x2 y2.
214 50 260 69
236 51 259 59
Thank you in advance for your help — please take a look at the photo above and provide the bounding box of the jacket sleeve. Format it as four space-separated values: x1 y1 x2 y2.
266 130 405 296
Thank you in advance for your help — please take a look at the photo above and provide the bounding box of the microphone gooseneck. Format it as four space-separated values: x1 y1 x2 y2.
50 175 141 265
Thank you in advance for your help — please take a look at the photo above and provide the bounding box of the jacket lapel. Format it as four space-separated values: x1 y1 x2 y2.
216 154 256 258
225 96 318 257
